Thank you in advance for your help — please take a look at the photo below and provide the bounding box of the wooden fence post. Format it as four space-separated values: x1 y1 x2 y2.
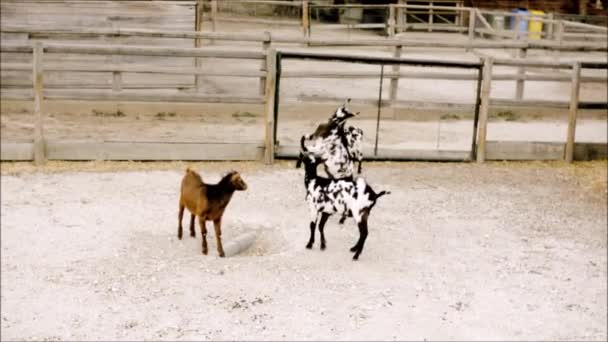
547 12 554 39
476 57 493 163
211 0 217 32
389 45 402 106
428 1 433 32
33 41 45 165
302 0 309 38
264 49 277 164
457 0 463 27
565 62 581 163
515 47 526 100
111 22 122 92
467 8 475 51
396 0 405 33
388 4 396 37
259 31 271 96
194 0 204 89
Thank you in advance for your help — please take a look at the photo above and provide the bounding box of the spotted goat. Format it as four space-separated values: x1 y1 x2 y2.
297 99 364 176
300 137 389 260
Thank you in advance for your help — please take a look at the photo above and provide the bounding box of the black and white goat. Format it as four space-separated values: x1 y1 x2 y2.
300 137 389 260
297 100 364 175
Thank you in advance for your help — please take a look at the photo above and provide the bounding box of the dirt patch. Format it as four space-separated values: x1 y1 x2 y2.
1 160 606 341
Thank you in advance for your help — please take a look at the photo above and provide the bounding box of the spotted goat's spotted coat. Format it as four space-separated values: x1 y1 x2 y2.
298 101 364 177
301 138 389 260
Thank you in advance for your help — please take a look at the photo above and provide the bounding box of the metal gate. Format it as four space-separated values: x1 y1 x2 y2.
272 51 484 161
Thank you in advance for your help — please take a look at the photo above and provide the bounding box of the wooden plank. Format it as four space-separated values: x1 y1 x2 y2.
486 141 564 161
388 4 396 37
194 0 204 90
32 41 45 165
562 20 608 32
475 8 494 32
394 4 471 11
515 48 526 100
5 140 602 162
3 27 606 51
3 62 605 83
312 23 387 29
43 43 266 59
389 45 402 104
211 0 217 32
45 140 265 161
214 16 300 26
467 8 475 50
302 0 309 37
4 26 268 42
1 63 266 77
43 90 265 104
574 143 608 161
259 31 271 96
275 145 471 161
230 0 301 6
476 57 493 163
0 142 33 161
565 62 581 163
562 32 608 39
264 48 276 164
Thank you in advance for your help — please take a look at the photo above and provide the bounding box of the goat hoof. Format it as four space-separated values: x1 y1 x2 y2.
202 249 208 255
339 218 345 225
352 255 359 261
306 243 313 249
321 244 326 250
178 235 183 240
219 253 225 258
349 246 358 252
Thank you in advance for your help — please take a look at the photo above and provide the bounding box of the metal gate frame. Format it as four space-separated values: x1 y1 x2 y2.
272 50 484 161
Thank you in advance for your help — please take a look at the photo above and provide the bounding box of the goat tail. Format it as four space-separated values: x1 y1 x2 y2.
185 167 194 174
375 190 391 200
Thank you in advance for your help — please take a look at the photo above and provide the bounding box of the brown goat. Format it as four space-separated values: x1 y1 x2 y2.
178 168 247 257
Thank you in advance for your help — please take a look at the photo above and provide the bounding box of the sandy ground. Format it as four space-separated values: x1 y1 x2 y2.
1 160 606 341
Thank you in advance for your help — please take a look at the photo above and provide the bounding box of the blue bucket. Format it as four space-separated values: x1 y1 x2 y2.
510 8 529 34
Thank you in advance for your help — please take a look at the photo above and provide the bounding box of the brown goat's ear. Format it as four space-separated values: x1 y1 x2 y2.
230 172 240 183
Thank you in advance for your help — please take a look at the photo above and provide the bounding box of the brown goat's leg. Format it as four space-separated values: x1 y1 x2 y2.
189 214 196 238
177 204 185 240
213 219 225 258
199 217 208 255
352 216 369 261
318 212 330 250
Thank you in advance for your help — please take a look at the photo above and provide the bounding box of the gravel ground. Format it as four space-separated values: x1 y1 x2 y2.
1 160 606 341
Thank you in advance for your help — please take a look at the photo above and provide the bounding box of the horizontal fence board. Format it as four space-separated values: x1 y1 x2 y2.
2 26 606 51
45 140 265 161
0 62 265 77
490 99 608 109
279 50 482 68
276 145 472 161
215 16 300 26
43 90 265 104
2 140 604 162
0 42 267 59
574 143 608 160
486 141 564 160
0 141 33 160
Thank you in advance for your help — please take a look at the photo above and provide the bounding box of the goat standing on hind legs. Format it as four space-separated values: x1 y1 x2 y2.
178 168 247 257
300 138 390 260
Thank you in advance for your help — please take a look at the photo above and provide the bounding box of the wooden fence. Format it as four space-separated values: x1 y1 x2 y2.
1 41 606 164
2 25 607 106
